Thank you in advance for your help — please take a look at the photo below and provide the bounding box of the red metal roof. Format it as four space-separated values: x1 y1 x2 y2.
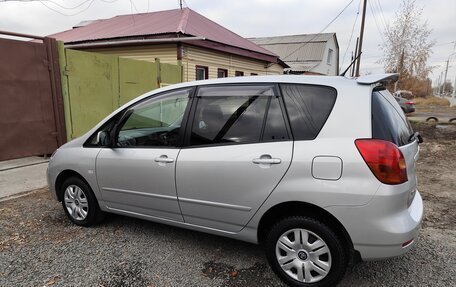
49 8 275 57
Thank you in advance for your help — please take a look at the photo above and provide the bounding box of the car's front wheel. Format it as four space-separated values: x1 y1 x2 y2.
61 177 104 226
265 216 348 287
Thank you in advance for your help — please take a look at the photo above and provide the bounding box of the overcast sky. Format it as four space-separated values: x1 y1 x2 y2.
0 0 455 85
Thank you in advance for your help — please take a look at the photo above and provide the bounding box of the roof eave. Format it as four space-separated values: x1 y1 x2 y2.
65 35 281 64
184 40 279 63
64 35 205 49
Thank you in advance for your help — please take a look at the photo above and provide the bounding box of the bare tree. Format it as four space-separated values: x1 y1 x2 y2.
380 0 434 80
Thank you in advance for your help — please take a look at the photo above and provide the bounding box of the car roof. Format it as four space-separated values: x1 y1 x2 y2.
154 73 399 93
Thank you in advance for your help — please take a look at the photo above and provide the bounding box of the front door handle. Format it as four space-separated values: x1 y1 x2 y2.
252 155 281 165
154 155 174 163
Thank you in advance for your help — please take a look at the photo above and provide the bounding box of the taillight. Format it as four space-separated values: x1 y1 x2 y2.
355 139 408 185
405 101 414 105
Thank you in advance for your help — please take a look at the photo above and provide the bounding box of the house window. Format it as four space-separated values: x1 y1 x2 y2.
196 66 208 80
327 49 333 65
251 73 258 76
235 71 244 77
217 68 228 78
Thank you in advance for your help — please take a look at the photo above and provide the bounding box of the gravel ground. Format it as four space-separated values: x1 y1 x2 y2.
1 122 455 287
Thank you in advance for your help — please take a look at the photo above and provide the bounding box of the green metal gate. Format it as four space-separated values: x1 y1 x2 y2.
59 46 183 139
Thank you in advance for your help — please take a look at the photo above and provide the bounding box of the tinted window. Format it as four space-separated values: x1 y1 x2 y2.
263 97 289 142
116 88 191 147
281 84 337 140
190 85 282 146
372 90 413 146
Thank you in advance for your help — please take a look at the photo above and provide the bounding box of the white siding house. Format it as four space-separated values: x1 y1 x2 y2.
249 33 339 75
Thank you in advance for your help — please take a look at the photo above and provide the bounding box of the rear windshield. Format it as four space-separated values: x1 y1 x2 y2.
372 90 414 146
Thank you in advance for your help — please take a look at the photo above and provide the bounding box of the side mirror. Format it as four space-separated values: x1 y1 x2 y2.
96 131 111 147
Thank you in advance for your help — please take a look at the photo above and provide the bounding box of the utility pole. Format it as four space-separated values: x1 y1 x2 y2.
436 74 440 95
179 0 183 9
352 37 359 77
452 75 455 107
355 0 367 77
443 52 456 94
438 72 444 96
443 59 449 94
350 52 354 77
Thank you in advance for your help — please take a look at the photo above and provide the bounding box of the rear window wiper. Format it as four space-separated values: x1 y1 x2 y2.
408 132 423 144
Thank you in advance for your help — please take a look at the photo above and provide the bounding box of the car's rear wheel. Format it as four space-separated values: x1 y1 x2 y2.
61 177 104 226
265 216 348 287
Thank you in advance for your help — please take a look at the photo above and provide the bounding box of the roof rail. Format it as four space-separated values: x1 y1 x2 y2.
357 73 399 85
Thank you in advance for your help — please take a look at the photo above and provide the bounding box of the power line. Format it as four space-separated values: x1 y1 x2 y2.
434 41 456 47
39 0 92 10
38 0 95 16
368 0 385 45
129 0 139 13
341 0 361 69
373 0 388 31
282 0 356 60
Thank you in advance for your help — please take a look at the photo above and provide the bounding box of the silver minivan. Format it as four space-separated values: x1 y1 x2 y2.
47 74 423 287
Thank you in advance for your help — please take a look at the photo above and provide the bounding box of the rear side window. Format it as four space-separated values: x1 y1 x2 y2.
372 90 413 146
280 84 337 140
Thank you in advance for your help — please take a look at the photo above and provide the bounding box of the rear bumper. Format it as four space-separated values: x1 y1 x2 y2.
356 191 422 260
326 190 423 260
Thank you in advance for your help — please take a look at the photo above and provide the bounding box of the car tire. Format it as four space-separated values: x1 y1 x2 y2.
265 216 348 287
61 177 104 226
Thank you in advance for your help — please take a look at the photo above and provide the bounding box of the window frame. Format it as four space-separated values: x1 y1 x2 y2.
327 48 333 65
181 83 292 149
196 65 209 80
217 68 228 78
235 71 244 77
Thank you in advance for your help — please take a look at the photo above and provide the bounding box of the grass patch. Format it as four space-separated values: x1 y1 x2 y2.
414 97 450 106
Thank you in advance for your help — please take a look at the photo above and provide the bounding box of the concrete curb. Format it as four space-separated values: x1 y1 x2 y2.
0 157 49 200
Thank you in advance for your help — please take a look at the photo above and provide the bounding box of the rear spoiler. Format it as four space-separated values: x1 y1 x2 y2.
357 73 399 86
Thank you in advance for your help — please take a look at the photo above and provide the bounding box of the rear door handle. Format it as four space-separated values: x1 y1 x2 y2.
154 155 174 163
252 155 281 165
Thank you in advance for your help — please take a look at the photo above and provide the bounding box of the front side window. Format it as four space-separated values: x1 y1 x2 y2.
116 88 191 147
190 85 288 146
